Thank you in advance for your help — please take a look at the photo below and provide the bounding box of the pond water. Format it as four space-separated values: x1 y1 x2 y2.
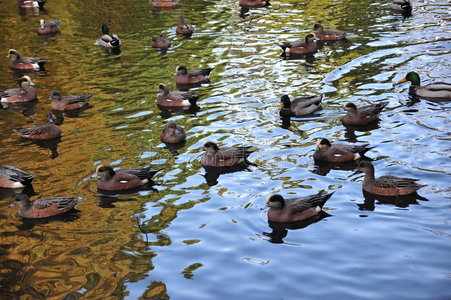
0 0 450 299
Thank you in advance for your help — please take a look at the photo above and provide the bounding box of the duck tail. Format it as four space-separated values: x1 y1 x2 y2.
37 59 47 69
318 191 335 208
278 42 289 51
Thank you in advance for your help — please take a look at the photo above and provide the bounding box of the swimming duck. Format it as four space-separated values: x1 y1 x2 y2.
157 84 199 107
176 16 194 37
239 0 269 7
314 138 374 163
175 66 213 85
0 166 35 188
342 101 389 126
13 112 61 140
266 191 334 223
279 94 323 117
151 34 172 49
49 90 93 111
397 72 451 99
7 49 47 71
96 165 159 191
201 142 254 167
160 121 186 144
152 0 180 8
96 24 121 48
14 194 79 218
357 161 426 196
37 19 60 35
0 76 37 103
313 24 346 41
279 34 318 54
18 0 46 8
390 0 412 13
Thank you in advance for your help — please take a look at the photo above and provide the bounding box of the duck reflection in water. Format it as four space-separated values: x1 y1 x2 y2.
313 159 371 176
202 163 254 186
0 184 36 201
357 190 428 211
1 99 38 116
158 104 200 119
343 122 381 143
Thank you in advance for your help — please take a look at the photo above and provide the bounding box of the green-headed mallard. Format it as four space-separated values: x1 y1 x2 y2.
397 72 451 99
279 94 323 117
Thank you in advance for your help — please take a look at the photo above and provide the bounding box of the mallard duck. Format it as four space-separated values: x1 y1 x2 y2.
266 191 334 223
13 112 61 140
7 49 46 71
151 34 172 49
314 138 374 163
175 66 213 85
279 34 317 54
157 84 199 107
390 0 412 13
239 0 269 7
14 194 79 218
37 19 60 35
201 142 254 167
18 0 46 8
160 121 186 144
313 24 346 41
176 16 194 37
342 101 389 126
279 94 323 117
49 90 93 111
95 24 121 49
152 0 180 8
357 161 426 196
397 72 451 99
96 165 159 191
1 76 37 103
0 166 35 188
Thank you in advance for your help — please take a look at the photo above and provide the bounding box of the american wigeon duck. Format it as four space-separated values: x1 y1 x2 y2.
14 194 79 218
157 84 199 107
239 0 269 7
279 94 323 117
152 0 180 8
151 34 172 49
314 138 374 163
18 0 46 8
49 90 93 111
96 24 121 49
0 166 34 188
279 34 318 54
0 76 37 103
37 19 60 35
7 49 47 71
266 191 334 223
390 0 412 13
176 16 194 37
201 142 254 167
160 121 186 144
313 24 346 41
175 66 213 85
96 165 159 191
397 72 451 99
357 161 426 196
13 112 61 140
342 101 389 126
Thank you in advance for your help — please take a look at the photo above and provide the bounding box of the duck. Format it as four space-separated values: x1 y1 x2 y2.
37 19 60 35
160 121 186 144
49 90 93 111
152 0 180 8
0 76 37 103
0 166 35 188
13 194 79 218
314 138 374 163
239 0 269 7
279 94 323 117
175 66 213 85
7 49 47 71
157 84 199 107
13 112 61 140
266 191 334 223
201 141 254 167
279 34 317 54
390 0 412 13
96 165 159 191
357 161 426 196
176 16 194 37
95 24 121 49
342 101 389 126
313 24 346 41
18 0 46 8
397 72 451 99
151 34 172 49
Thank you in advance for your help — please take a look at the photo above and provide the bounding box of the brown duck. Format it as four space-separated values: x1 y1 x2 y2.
49 90 93 111
313 24 346 41
175 66 213 85
201 142 254 167
160 121 186 144
7 49 46 71
176 16 194 37
96 165 159 191
314 138 375 163
37 19 61 35
0 166 35 188
151 34 172 49
0 76 37 103
13 112 61 140
157 84 199 107
14 194 79 218
342 101 388 126
279 34 317 54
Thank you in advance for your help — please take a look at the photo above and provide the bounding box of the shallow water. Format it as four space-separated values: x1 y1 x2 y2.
0 0 450 299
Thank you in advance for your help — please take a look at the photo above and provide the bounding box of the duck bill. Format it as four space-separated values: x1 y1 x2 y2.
397 78 407 84
279 103 284 109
